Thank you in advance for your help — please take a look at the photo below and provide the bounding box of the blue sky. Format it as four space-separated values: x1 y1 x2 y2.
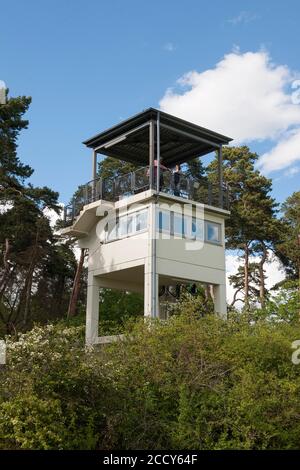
1 0 300 204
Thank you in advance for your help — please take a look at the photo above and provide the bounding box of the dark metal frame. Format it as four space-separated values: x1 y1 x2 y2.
63 167 229 226
86 109 230 205
63 108 232 226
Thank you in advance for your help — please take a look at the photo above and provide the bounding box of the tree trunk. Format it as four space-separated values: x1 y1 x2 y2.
23 262 35 326
22 227 40 327
258 242 268 308
230 287 243 308
244 243 249 309
0 238 11 299
204 284 213 301
67 248 86 318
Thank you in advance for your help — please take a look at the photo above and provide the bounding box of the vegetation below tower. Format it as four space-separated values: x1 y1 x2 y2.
1 290 300 450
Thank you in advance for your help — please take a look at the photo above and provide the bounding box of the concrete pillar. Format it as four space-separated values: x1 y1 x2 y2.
213 283 227 319
85 274 100 345
144 201 159 318
144 270 159 317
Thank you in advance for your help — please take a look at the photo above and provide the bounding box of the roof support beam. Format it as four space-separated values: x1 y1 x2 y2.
94 122 150 153
163 144 204 162
156 112 160 193
160 123 221 149
99 147 145 165
92 150 97 197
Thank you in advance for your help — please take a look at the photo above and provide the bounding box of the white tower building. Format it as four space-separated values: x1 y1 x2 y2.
62 108 232 345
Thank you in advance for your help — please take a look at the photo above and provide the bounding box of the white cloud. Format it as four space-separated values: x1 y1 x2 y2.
226 254 242 306
0 202 13 214
159 50 300 173
259 128 300 173
43 205 63 228
227 11 259 25
226 252 285 306
284 165 300 177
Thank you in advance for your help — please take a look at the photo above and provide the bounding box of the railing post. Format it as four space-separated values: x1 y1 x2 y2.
225 184 229 210
72 199 76 222
92 150 97 200
188 177 194 200
100 177 103 199
218 146 223 208
149 120 155 190
171 172 175 194
83 183 88 204
96 177 102 200
208 182 212 206
156 112 161 193
131 171 136 193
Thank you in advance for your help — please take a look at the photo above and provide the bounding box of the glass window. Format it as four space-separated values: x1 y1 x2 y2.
105 209 149 242
206 221 221 243
107 218 117 241
136 210 148 232
158 210 170 233
173 212 184 236
127 214 134 234
118 215 128 237
183 215 195 240
194 217 204 241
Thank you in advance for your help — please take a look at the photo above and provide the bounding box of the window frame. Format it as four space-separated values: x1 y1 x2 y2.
105 208 149 243
157 209 171 234
173 211 184 237
135 209 148 233
205 220 222 245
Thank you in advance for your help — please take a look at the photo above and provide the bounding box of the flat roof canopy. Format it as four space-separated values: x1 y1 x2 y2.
83 108 233 167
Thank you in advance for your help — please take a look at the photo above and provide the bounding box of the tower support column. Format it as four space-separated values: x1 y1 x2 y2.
213 283 227 319
144 201 159 317
85 273 100 345
144 270 159 318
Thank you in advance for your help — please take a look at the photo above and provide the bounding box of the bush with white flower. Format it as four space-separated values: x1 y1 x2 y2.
1 307 300 450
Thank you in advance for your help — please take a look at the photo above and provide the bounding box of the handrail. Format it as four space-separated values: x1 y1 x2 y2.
62 167 229 226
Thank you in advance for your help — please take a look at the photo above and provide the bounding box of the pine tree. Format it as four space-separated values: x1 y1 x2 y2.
0 93 33 202
208 146 279 308
0 92 62 332
275 191 300 285
98 156 139 179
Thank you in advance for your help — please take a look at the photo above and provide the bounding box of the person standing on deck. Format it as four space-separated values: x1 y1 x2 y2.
173 163 182 196
147 158 169 191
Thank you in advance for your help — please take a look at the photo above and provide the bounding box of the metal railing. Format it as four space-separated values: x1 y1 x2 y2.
63 167 229 226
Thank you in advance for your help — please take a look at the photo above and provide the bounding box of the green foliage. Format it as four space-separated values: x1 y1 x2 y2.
185 157 206 180
100 289 144 322
252 281 300 323
1 303 300 450
98 156 138 179
275 191 300 281
1 94 300 450
208 146 283 308
0 324 106 449
228 262 261 307
0 94 33 195
208 146 278 247
0 93 76 334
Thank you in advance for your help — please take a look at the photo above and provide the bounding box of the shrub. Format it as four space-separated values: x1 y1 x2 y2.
1 309 300 449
